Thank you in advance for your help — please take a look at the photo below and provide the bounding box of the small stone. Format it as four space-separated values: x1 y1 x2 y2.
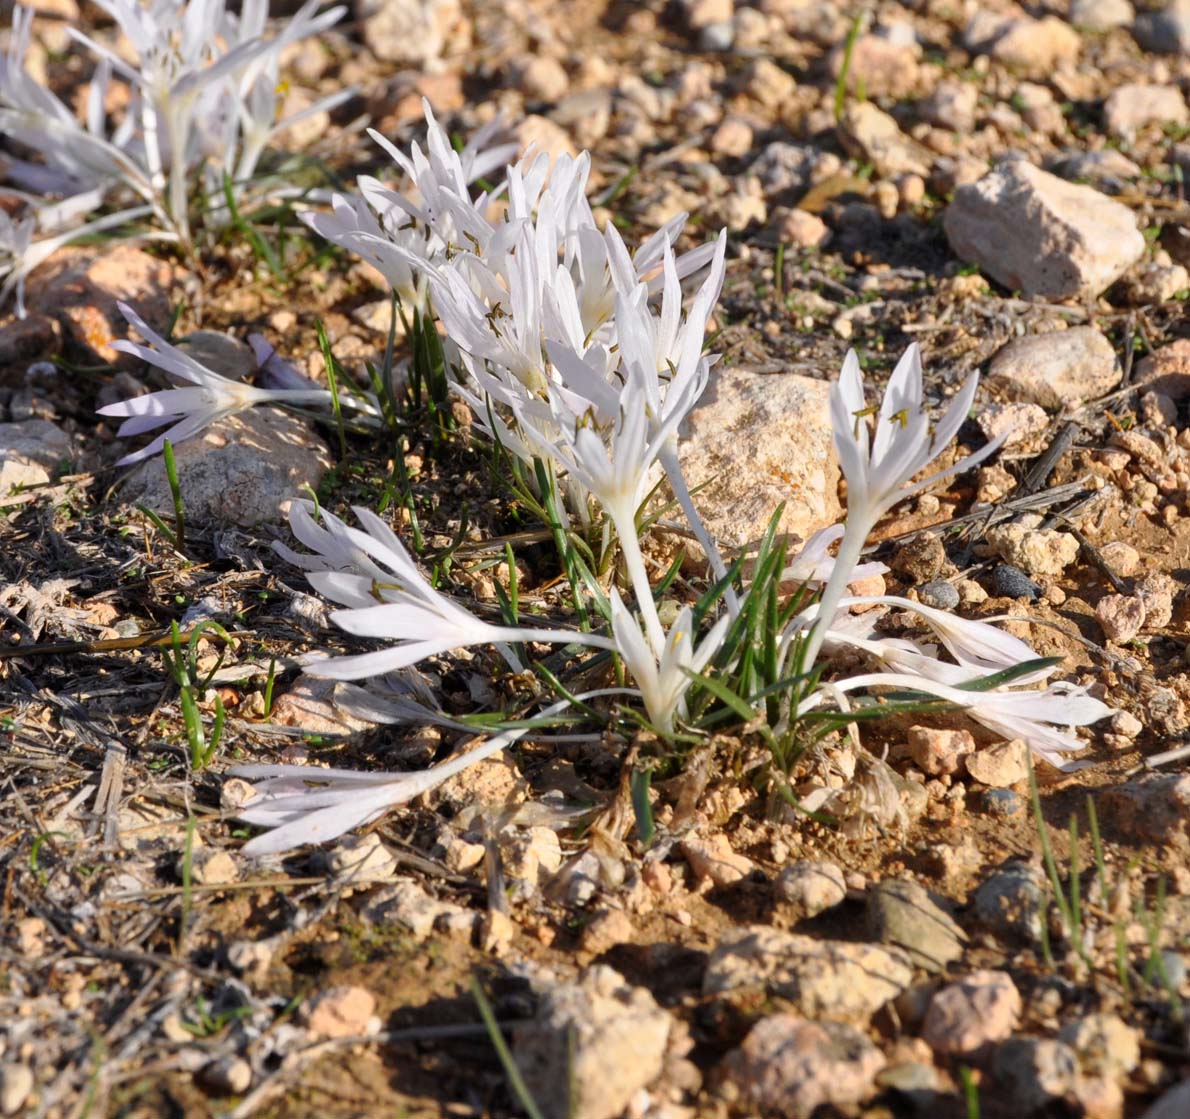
988 522 1080 577
977 402 1049 448
838 102 930 178
722 1015 886 1119
1070 0 1134 32
1048 148 1142 194
773 207 830 249
180 848 238 887
890 532 946 583
1104 84 1188 139
827 35 920 99
985 328 1121 410
988 17 1081 74
198 1056 252 1096
513 966 670 1119
918 80 978 132
680 833 755 887
1096 594 1146 643
964 739 1029 787
0 313 59 373
361 877 466 938
992 1038 1079 1115
359 0 466 66
981 788 1024 817
1133 339 1190 401
907 726 976 777
580 909 634 956
517 57 569 103
922 970 1022 1059
122 408 332 526
480 909 516 955
943 162 1145 300
326 833 398 885
919 580 959 610
0 1065 34 1116
710 116 754 158
865 878 966 973
500 827 564 896
773 859 847 918
1101 774 1190 848
993 564 1042 601
1073 1075 1125 1119
1120 261 1190 305
1099 542 1140 577
1059 1014 1140 1080
1136 573 1176 629
0 419 73 495
1133 0 1190 54
748 142 823 199
302 985 377 1040
270 674 375 736
678 0 732 30
972 861 1047 943
704 926 913 1023
978 463 1017 503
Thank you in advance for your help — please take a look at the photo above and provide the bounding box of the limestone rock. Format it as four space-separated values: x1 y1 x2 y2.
922 970 1021 1059
677 369 840 552
985 327 1120 409
358 0 467 65
838 102 931 178
943 162 1145 299
121 407 332 526
0 419 73 496
1104 84 1188 139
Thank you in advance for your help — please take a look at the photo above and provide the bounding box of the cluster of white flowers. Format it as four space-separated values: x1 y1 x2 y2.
3 3 1110 854
0 0 347 252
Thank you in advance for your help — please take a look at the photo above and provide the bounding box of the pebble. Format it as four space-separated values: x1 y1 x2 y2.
993 1038 1079 1115
1099 542 1140 577
722 1015 886 1119
122 407 333 527
907 726 975 776
964 739 1029 788
1101 774 1190 848
981 788 1024 817
838 102 931 178
773 859 847 919
918 580 959 610
0 1065 33 1116
680 832 755 887
972 861 1047 943
1059 1013 1141 1081
710 117 754 158
994 559 1042 602
361 878 471 939
301 985 378 1040
517 57 569 103
827 34 920 99
1133 339 1190 401
359 0 465 66
943 161 1145 300
988 17 1081 74
197 1056 252 1096
890 532 946 583
922 970 1022 1059
501 826 564 897
772 207 830 249
179 847 239 887
987 522 1079 578
1070 0 1134 32
1096 594 1146 643
1133 0 1190 54
865 878 966 974
917 80 978 132
269 674 375 737
704 925 913 1023
512 966 670 1119
977 401 1049 449
1047 148 1142 193
0 419 73 496
579 908 634 956
748 141 825 199
985 328 1121 410
677 371 841 551
1104 83 1188 139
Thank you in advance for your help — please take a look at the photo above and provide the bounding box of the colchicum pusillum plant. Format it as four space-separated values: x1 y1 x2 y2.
0 0 349 259
94 103 1112 855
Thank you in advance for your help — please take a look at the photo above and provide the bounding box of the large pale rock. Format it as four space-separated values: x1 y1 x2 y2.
357 0 467 65
0 419 73 496
1104 84 1188 139
723 1014 885 1119
512 966 670 1119
122 408 332 526
990 17 1081 72
984 327 1121 408
943 161 1144 299
677 370 840 552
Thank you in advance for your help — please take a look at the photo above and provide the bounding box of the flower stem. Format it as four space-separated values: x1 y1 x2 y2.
610 502 667 658
798 517 869 670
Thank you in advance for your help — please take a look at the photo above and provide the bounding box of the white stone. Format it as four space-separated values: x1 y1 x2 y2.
1104 84 1189 139
985 328 1121 409
943 162 1145 299
1070 0 1134 31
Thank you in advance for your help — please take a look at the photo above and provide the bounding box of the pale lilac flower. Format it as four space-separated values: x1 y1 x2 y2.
98 303 339 465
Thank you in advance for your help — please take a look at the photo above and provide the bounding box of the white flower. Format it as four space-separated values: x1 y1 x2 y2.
610 590 730 733
97 303 337 464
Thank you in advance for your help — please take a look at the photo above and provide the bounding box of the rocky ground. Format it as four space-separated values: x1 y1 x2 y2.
3 0 1190 1117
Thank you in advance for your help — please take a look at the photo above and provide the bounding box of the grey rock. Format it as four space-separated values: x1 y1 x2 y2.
916 80 978 133
722 1014 885 1119
747 142 823 199
972 860 1046 944
698 20 734 51
1134 0 1190 54
1046 148 1142 194
0 418 73 496
865 878 966 973
123 407 332 526
176 331 255 379
981 788 1024 817
704 925 913 1023
512 966 670 1119
773 859 847 919
197 1055 252 1096
1101 773 1190 848
918 580 959 610
943 161 1145 299
985 327 1121 409
992 1038 1078 1115
993 564 1042 602
1141 1079 1190 1119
